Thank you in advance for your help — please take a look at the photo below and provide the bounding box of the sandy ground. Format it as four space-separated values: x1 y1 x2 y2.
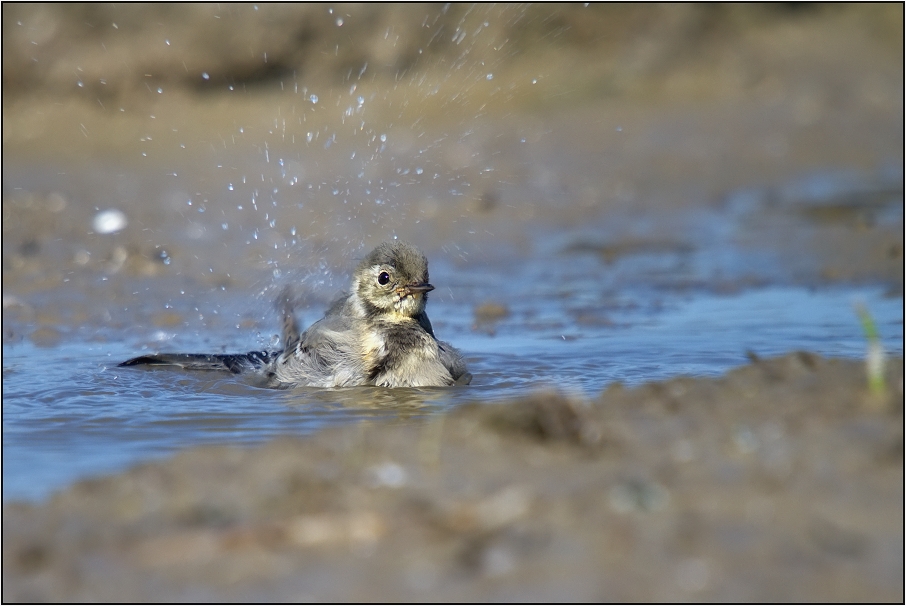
2 4 904 602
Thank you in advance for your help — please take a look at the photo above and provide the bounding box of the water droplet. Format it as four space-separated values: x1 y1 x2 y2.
222 223 229 230
227 183 234 191
336 17 344 26
309 94 319 104
202 72 210 80
616 126 623 132
415 167 423 175
486 73 493 80
165 39 170 46
380 134 387 142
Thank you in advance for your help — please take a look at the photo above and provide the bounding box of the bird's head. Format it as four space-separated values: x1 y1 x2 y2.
354 241 434 319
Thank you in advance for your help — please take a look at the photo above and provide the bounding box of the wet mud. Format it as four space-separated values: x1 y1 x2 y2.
2 4 904 602
3 353 903 601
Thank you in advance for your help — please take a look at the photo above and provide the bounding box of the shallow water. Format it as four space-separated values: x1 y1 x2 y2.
3 276 902 503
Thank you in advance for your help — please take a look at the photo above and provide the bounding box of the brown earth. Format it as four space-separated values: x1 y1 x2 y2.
3 4 903 300
3 353 903 602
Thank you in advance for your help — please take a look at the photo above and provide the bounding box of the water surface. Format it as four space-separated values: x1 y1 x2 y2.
4 276 902 503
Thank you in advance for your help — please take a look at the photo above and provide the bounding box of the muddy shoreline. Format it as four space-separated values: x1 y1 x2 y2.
4 353 903 601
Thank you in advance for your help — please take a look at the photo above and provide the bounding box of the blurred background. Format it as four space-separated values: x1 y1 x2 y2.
4 4 902 289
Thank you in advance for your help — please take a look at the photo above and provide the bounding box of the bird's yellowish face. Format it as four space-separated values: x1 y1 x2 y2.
357 263 433 319
353 241 435 320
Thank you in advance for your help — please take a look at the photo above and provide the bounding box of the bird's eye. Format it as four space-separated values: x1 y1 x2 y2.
377 271 391 285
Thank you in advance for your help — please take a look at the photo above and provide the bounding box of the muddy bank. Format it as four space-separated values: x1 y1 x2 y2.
7 5 899 105
3 353 902 602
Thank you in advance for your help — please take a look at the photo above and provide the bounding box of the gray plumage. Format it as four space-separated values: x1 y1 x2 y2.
119 241 471 388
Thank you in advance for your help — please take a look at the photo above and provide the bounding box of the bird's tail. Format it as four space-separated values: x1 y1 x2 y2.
118 351 275 374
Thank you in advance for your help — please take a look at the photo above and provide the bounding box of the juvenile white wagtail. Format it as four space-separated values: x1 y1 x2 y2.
120 241 471 387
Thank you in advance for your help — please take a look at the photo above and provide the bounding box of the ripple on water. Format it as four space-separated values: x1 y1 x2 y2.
2 284 903 503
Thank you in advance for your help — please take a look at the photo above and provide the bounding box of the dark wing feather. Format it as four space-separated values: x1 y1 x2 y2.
118 351 275 374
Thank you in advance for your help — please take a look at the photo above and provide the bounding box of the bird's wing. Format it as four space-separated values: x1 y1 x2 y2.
270 306 367 387
275 285 301 352
438 340 470 384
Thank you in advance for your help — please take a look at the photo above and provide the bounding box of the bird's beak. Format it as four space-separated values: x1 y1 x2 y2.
402 282 435 296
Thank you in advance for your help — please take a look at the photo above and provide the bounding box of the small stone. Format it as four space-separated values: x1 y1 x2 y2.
92 209 128 234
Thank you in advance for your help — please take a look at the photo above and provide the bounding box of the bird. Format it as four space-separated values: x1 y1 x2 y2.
119 241 471 388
